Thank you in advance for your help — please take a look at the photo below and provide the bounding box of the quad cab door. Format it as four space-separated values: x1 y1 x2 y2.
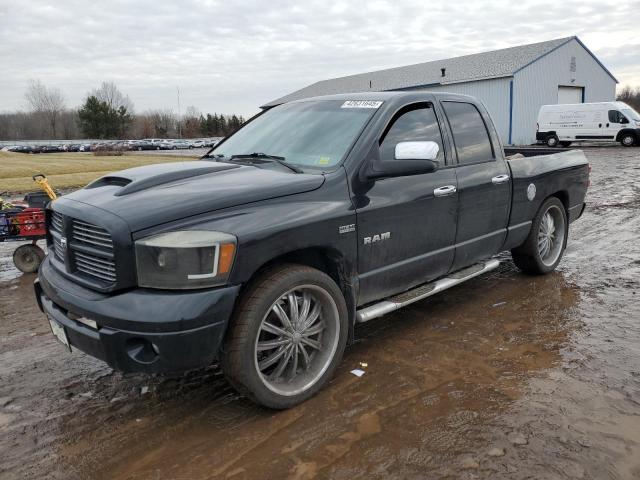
440 100 511 270
353 102 458 306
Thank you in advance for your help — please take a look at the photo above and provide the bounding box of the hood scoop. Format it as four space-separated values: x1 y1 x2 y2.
85 161 239 196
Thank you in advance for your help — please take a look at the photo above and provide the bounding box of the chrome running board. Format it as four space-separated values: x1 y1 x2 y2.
355 259 500 323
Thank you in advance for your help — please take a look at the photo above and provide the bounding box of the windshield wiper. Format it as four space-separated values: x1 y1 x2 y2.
229 152 303 173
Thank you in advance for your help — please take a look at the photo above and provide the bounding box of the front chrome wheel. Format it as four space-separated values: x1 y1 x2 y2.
254 285 340 397
537 205 565 267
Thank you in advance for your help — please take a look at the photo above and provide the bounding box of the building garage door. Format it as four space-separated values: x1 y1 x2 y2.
557 86 584 104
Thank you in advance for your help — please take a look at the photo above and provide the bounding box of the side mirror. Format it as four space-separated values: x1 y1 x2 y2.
365 141 439 180
395 141 440 161
620 116 629 124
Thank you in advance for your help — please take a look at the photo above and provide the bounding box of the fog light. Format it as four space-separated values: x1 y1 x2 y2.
126 338 159 364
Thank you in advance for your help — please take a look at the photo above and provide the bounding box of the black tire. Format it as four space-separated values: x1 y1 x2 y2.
13 244 45 273
222 264 348 409
511 196 568 275
559 141 572 148
620 133 636 147
546 135 559 147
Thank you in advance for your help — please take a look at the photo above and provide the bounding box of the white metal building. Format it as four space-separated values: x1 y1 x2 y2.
263 37 618 145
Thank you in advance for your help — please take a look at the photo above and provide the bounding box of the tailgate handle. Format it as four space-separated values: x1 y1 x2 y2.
491 174 510 185
434 185 457 197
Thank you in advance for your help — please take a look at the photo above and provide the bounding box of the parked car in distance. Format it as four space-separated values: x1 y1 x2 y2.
537 101 640 147
172 140 193 149
36 92 589 409
190 139 207 148
40 145 63 153
79 144 92 152
142 139 165 150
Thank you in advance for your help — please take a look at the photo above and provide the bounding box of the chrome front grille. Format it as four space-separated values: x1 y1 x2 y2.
72 220 114 250
52 236 64 261
74 250 116 282
71 219 116 283
51 212 63 233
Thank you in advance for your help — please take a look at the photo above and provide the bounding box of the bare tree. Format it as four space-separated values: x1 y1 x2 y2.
91 81 134 112
24 79 66 138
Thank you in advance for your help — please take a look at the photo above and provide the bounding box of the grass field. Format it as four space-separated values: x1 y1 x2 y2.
0 151 198 194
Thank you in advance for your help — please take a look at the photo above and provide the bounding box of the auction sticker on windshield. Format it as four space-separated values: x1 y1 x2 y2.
341 100 383 108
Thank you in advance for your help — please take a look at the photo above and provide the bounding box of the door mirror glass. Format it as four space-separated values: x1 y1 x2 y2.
394 141 440 161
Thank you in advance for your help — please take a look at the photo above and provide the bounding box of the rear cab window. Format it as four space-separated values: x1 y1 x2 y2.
442 101 494 165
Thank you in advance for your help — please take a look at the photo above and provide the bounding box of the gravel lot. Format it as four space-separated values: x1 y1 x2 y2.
1 146 639 479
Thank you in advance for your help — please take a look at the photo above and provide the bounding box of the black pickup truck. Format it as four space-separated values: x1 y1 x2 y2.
35 92 589 408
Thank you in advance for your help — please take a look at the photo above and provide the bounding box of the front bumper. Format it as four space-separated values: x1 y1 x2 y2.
35 256 240 373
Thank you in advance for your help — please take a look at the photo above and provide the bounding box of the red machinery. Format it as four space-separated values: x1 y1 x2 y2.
1 174 57 273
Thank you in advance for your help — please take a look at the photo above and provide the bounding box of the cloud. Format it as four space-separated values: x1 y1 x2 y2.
0 0 637 116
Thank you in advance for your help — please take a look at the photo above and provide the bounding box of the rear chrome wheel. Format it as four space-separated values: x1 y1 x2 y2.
537 205 565 267
512 196 567 275
222 265 348 409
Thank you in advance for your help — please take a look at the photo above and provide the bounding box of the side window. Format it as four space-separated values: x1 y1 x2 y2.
608 110 620 123
379 104 445 162
443 101 494 165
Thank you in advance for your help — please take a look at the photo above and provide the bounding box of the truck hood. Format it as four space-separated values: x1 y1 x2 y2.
59 161 325 231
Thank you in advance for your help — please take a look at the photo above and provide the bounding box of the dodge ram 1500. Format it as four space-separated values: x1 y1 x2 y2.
35 92 589 408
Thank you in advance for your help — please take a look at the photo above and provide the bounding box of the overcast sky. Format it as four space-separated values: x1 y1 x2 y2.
0 0 638 117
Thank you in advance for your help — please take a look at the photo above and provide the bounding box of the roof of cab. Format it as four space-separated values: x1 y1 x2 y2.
277 90 476 106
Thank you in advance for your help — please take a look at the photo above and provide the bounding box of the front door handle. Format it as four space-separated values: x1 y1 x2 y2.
434 185 457 197
491 174 510 185
606 123 610 128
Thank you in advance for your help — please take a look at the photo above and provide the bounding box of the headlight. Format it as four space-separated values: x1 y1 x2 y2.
135 231 236 289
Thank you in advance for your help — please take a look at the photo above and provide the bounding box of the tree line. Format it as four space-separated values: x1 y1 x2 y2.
616 86 640 112
0 80 247 141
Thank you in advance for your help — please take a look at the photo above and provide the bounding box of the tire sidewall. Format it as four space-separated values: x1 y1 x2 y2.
621 134 635 147
546 135 559 147
13 245 45 273
223 265 348 409
528 197 568 273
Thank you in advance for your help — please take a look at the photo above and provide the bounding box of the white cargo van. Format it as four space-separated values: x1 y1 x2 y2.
536 102 640 147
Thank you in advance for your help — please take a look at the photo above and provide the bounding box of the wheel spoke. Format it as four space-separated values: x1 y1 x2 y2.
257 338 290 351
302 321 325 337
301 304 321 330
272 303 293 331
269 344 294 380
261 321 290 338
299 343 311 370
299 292 311 325
300 336 322 351
289 344 299 379
259 345 289 371
287 292 299 328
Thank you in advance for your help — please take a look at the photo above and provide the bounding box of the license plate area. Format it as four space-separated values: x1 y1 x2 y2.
48 315 71 352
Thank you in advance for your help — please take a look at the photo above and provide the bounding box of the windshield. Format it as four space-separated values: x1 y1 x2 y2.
621 108 640 121
210 100 380 169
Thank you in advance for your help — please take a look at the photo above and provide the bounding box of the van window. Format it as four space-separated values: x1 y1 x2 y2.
608 110 620 123
379 104 445 162
443 102 494 165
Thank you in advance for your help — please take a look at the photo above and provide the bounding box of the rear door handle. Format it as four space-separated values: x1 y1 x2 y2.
434 185 457 197
491 174 510 185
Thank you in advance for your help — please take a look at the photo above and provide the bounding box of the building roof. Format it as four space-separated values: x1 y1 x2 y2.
263 36 616 108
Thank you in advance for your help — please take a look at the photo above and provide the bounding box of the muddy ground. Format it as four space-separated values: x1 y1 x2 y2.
1 147 639 479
